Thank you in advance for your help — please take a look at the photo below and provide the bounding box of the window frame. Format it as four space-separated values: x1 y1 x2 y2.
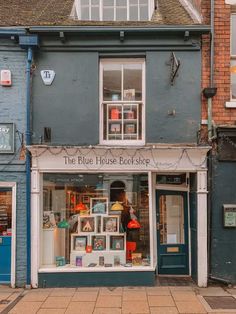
230 13 236 101
74 0 154 21
99 58 146 146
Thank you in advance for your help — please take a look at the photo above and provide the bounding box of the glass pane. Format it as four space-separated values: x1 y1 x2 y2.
116 7 127 21
42 173 150 267
81 6 89 20
130 1 138 20
231 15 236 55
104 0 114 5
159 195 185 245
117 0 127 6
91 6 100 20
0 188 12 235
231 60 236 99
103 8 114 20
140 5 148 20
123 63 142 101
140 0 148 4
81 0 88 5
103 63 122 101
92 0 99 4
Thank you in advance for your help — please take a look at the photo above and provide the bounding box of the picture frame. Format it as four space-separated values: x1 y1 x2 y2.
78 216 96 233
123 89 135 101
102 216 119 233
92 235 106 251
90 197 108 215
71 235 87 251
110 235 125 251
110 123 121 134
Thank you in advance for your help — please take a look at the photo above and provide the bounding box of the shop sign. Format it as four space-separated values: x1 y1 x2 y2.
40 70 55 85
0 123 14 153
223 205 236 227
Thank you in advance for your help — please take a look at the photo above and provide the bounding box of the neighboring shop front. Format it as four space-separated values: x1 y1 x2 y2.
29 146 209 288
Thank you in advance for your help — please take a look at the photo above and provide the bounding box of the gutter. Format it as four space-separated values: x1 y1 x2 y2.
28 25 211 34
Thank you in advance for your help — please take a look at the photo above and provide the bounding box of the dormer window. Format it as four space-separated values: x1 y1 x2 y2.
71 0 154 21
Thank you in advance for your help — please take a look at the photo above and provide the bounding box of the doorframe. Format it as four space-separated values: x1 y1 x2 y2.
0 182 16 288
155 189 190 276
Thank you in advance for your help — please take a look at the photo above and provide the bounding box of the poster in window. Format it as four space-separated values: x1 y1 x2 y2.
0 123 14 153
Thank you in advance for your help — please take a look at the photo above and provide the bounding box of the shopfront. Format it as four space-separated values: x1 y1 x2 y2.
30 146 209 288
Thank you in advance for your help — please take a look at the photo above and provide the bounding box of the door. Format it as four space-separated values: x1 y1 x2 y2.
0 188 12 283
156 190 189 275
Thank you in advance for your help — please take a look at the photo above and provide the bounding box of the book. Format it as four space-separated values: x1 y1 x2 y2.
99 256 104 266
75 256 83 267
88 263 97 267
104 263 112 267
131 253 142 266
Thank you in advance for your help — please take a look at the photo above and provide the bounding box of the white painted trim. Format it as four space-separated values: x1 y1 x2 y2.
0 182 16 288
226 0 236 5
197 170 208 287
225 101 236 108
179 0 202 23
151 173 158 272
39 266 155 272
148 171 154 269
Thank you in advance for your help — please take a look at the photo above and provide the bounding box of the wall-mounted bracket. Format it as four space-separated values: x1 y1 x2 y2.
184 30 190 41
120 31 125 42
59 31 66 43
166 52 181 85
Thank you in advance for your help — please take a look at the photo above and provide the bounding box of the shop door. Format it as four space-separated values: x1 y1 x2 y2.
0 188 12 283
156 190 189 275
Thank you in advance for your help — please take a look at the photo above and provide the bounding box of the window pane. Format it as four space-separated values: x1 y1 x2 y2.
91 0 99 4
104 0 114 5
159 195 185 245
231 15 236 55
117 0 127 5
103 8 114 20
81 0 88 5
42 173 150 268
123 63 142 101
116 8 127 20
81 6 89 20
103 63 122 101
91 6 100 20
129 2 138 20
0 188 12 235
140 5 148 20
231 60 236 99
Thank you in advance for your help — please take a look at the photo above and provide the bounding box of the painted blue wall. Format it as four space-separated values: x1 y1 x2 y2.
210 155 236 284
0 43 27 287
31 33 201 145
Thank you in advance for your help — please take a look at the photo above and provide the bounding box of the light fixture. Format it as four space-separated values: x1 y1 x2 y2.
111 201 124 211
74 202 87 211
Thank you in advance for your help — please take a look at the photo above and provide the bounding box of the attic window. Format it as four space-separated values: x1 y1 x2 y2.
71 0 154 21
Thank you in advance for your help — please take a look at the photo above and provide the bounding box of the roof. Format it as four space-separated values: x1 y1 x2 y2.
0 0 198 27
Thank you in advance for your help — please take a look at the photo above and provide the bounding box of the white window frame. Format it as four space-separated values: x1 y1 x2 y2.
99 58 145 146
73 0 154 21
225 13 236 107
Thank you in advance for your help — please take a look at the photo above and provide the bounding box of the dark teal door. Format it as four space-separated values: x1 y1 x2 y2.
156 190 189 275
0 187 12 283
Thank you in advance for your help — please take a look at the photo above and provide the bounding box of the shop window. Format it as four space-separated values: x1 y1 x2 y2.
71 0 153 21
100 59 145 145
41 173 150 269
217 127 236 161
231 14 236 100
0 188 12 236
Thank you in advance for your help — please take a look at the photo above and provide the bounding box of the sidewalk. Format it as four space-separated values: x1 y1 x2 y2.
0 284 235 314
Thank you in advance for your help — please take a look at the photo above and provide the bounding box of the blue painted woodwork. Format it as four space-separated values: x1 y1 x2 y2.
0 236 11 283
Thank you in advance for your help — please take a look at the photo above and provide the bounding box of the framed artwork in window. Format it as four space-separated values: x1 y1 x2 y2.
92 235 106 251
78 216 96 233
90 197 108 215
71 235 88 251
102 216 119 233
110 235 125 251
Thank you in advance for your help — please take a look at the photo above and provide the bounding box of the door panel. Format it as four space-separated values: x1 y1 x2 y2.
156 190 189 275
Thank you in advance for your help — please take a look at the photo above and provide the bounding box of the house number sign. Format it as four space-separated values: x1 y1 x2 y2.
0 123 14 153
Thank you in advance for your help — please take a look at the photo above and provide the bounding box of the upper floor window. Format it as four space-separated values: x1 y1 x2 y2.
231 14 236 100
100 59 145 145
71 0 154 21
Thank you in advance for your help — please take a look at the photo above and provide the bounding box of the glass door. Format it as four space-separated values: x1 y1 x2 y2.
156 190 189 275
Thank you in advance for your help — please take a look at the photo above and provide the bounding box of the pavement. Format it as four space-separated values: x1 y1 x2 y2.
0 284 235 314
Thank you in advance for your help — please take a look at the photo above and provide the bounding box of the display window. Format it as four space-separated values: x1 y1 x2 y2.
41 173 150 269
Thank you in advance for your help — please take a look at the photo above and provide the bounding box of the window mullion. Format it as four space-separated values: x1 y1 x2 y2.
114 0 116 21
121 64 124 140
89 0 92 20
127 0 129 21
138 0 140 21
100 0 103 21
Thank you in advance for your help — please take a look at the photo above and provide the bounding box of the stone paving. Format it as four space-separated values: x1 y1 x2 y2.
0 285 235 314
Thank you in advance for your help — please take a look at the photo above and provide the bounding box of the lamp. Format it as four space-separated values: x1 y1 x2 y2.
111 201 124 211
74 202 87 212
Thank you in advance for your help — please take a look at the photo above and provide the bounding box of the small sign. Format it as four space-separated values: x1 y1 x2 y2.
40 70 55 86
167 247 179 253
223 205 236 227
0 123 14 153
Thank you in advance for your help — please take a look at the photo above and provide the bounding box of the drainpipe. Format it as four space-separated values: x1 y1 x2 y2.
25 47 33 286
19 35 39 287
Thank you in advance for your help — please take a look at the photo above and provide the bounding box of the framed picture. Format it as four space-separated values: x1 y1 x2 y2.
102 216 119 233
92 235 106 251
110 123 121 134
110 235 125 251
72 235 87 251
124 89 135 101
78 216 96 233
90 197 108 215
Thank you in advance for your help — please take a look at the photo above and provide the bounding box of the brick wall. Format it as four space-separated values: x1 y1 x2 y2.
0 45 27 287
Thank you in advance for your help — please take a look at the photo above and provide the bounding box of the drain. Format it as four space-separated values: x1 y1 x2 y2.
204 296 236 309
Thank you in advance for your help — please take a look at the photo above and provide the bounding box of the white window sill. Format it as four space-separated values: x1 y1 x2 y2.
225 0 236 4
225 101 236 108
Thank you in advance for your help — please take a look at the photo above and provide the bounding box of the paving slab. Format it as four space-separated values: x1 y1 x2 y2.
122 300 150 313
123 290 147 301
148 295 175 307
71 291 98 301
93 307 122 314
197 287 230 297
50 288 76 297
150 307 178 314
8 301 43 314
96 295 122 307
65 301 95 314
99 287 123 295
175 300 207 313
41 296 71 309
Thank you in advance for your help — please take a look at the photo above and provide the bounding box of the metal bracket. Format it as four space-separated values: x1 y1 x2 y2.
166 52 181 85
120 31 125 42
